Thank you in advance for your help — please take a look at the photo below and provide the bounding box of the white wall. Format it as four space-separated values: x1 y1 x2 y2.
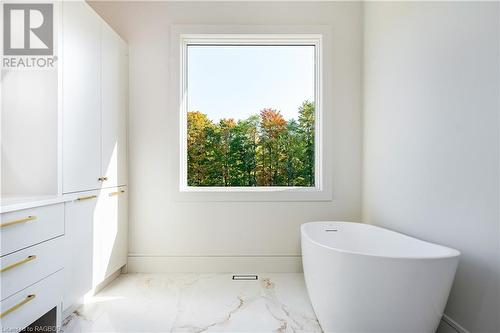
1 70 58 196
363 2 500 332
89 1 363 271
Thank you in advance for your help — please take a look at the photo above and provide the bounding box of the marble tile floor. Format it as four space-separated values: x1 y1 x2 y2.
61 273 322 333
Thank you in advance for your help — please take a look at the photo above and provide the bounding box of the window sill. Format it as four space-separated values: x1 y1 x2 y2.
176 186 332 202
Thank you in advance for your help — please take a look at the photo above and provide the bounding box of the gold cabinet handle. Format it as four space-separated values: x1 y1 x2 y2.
0 255 37 273
109 190 125 197
0 216 37 229
0 294 36 318
98 177 108 182
76 195 97 201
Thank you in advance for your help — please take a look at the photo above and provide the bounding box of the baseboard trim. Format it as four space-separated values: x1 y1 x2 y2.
94 268 123 294
127 255 303 273
442 314 470 333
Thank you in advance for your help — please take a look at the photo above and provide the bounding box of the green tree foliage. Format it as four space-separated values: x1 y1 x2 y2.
187 101 315 187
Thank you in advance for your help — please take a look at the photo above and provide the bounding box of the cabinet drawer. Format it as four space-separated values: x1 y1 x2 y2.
0 270 63 332
0 204 64 256
1 237 64 301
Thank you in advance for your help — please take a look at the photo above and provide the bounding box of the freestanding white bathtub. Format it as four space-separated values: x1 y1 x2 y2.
301 221 460 333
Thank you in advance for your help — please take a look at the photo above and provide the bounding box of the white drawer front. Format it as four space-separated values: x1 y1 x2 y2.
0 270 63 332
1 236 64 301
1 204 64 256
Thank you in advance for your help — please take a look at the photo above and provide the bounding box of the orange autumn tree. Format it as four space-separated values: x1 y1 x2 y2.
187 111 212 185
258 108 287 185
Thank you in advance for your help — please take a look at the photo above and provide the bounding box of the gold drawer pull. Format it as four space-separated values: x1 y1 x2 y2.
76 195 97 201
0 294 36 318
0 255 37 273
0 216 37 229
109 190 125 197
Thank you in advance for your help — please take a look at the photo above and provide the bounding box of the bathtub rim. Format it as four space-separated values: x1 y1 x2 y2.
301 221 461 260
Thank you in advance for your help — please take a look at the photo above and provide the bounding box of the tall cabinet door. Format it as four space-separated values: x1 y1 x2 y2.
63 191 98 310
62 2 102 193
94 186 128 285
101 24 128 188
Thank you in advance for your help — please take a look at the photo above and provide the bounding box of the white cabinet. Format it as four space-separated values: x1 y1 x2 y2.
62 2 128 194
0 270 63 333
63 187 127 311
61 0 128 314
101 24 128 188
0 204 64 256
1 236 64 301
63 191 98 310
0 202 65 332
62 2 102 193
1 1 128 328
94 187 128 283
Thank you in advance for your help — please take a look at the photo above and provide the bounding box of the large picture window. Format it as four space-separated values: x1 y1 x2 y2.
180 35 322 191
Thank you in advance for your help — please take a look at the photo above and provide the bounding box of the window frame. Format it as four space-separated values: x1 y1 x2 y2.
179 34 323 194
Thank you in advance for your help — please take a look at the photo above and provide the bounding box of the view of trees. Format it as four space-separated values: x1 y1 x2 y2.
187 100 315 187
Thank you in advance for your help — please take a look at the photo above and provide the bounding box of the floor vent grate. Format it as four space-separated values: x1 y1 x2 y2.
232 274 258 280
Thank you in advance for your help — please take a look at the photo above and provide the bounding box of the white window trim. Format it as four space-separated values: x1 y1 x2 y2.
171 25 333 202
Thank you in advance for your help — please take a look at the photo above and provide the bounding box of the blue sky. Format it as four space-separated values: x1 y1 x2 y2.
187 45 315 122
